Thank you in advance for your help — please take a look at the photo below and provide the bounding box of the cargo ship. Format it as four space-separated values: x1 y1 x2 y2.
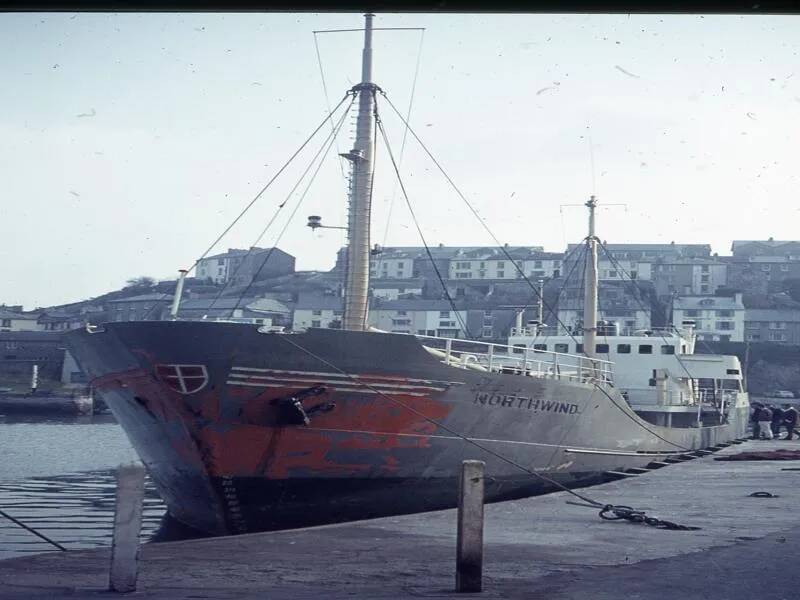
67 14 749 536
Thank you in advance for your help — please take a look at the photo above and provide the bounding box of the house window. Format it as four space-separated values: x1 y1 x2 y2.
497 261 505 269
617 344 632 354
716 322 733 331
630 271 638 279
608 270 618 278
311 320 321 328
333 311 343 317
554 343 569 353
312 310 322 316
701 265 709 273
762 264 771 271
769 332 787 342
769 322 787 330
595 344 610 354
685 310 699 317
455 273 472 279
747 333 761 341
661 345 675 355
638 344 653 354
484 310 492 317
217 258 225 265
746 322 761 329
481 326 493 338
716 310 733 317
397 310 407 316
1 319 10 328
398 262 404 268
497 271 505 278
700 274 710 282
780 264 790 272
439 311 450 318
534 260 543 268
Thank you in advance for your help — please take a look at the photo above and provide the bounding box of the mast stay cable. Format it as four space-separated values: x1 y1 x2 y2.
375 28 426 277
229 95 357 316
374 99 473 338
379 91 691 451
277 333 697 529
204 95 356 317
141 92 353 321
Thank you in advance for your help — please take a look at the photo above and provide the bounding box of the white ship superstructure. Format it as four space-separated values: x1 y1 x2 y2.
507 320 748 428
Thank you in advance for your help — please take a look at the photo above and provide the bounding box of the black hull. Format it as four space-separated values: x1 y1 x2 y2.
66 322 749 535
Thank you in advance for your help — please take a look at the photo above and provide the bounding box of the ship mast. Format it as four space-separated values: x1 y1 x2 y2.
342 13 377 331
583 195 599 359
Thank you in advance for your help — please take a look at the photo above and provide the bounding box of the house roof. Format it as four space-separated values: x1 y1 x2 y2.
294 294 345 310
370 278 426 288
202 247 293 261
107 293 173 303
745 309 800 322
0 309 40 320
372 245 546 261
0 331 65 342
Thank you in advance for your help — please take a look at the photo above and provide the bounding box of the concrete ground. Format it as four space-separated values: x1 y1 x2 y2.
1 438 799 599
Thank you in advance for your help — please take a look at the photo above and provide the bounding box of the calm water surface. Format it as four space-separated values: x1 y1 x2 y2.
0 414 167 560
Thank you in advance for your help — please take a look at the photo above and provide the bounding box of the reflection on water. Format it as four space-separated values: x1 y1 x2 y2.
0 413 171 560
0 471 166 560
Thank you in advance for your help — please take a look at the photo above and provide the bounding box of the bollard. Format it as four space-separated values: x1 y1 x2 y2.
109 462 146 593
456 459 485 593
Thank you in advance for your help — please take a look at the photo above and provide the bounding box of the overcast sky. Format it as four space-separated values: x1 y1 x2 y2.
1 12 798 309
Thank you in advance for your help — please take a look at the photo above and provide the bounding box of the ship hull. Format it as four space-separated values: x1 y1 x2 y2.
66 322 749 535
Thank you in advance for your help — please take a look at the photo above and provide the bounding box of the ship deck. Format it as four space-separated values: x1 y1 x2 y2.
2 437 798 599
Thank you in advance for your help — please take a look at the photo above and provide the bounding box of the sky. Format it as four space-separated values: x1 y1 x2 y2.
1 12 799 309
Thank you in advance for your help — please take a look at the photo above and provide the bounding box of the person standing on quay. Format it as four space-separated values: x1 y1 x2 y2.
782 404 798 440
750 403 764 440
758 405 774 440
771 404 785 437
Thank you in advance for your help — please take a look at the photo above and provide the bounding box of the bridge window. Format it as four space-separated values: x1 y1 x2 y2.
595 344 609 353
554 343 569 353
533 344 547 351
661 345 675 355
617 344 631 354
638 344 653 354
576 343 584 353
512 344 526 354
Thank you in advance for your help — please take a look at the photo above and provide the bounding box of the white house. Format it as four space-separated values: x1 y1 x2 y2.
292 294 344 330
672 293 745 342
368 300 468 338
0 308 41 332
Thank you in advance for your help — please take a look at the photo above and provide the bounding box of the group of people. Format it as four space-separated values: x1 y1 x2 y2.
751 403 799 440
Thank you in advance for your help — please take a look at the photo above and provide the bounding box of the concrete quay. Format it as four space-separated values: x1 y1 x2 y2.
2 438 799 599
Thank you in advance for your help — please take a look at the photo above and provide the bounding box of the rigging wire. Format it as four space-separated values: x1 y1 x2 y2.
277 334 610 509
205 96 356 317
140 92 353 321
595 241 705 386
380 92 586 352
374 98 473 338
229 94 356 316
375 28 426 277
379 90 691 450
313 32 347 181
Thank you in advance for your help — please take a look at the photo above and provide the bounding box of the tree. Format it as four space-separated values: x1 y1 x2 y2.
125 276 156 288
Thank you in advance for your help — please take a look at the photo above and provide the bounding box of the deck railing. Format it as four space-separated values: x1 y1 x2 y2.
411 334 615 385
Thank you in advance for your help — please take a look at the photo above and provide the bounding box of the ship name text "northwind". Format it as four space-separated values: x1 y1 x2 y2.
474 393 582 415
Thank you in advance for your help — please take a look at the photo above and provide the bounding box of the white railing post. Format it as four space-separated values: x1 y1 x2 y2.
523 347 529 374
487 344 494 372
445 338 453 364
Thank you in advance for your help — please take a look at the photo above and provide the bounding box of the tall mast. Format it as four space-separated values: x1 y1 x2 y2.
583 195 599 358
342 13 376 331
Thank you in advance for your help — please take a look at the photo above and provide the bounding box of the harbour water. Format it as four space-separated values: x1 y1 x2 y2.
0 414 167 560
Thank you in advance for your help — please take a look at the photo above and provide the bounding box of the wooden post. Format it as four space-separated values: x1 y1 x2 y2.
109 462 146 593
456 460 485 593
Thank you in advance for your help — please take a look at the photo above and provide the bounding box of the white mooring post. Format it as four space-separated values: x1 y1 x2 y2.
456 459 485 593
109 462 146 593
